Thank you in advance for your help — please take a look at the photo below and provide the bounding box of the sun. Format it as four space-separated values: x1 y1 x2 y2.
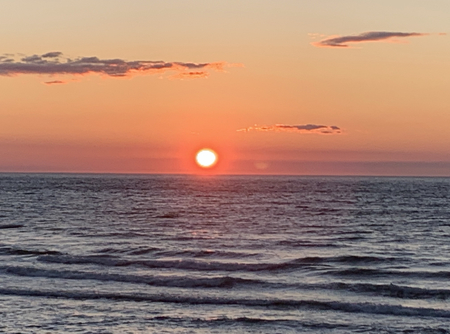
195 149 218 168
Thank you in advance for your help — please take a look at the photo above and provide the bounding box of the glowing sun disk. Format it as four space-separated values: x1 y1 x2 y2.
196 149 218 168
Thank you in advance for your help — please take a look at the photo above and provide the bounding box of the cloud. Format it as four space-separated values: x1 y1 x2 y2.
42 52 63 58
238 124 342 134
0 52 240 82
170 71 209 79
44 80 66 85
312 31 428 48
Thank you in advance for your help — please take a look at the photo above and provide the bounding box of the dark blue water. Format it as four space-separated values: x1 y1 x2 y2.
1 174 450 333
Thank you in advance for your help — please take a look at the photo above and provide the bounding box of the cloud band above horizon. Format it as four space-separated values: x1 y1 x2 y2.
312 31 428 48
238 124 342 134
0 52 239 83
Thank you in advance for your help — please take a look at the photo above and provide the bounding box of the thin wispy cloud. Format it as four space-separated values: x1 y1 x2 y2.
170 71 209 79
238 124 342 135
0 52 241 82
312 31 428 48
44 80 66 85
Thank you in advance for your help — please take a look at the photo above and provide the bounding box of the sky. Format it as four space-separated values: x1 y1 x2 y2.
1 0 449 176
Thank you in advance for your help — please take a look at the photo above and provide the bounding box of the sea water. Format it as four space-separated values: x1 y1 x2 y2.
1 174 450 333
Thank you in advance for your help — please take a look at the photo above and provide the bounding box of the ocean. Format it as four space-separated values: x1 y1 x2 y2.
1 174 450 333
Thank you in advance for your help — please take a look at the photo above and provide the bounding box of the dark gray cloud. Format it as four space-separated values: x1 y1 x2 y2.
313 31 427 48
238 124 341 134
41 52 63 58
0 52 238 80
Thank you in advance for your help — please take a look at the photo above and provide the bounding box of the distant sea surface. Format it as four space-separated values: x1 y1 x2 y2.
1 174 450 333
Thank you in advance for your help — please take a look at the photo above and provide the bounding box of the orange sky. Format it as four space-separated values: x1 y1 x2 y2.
1 1 449 175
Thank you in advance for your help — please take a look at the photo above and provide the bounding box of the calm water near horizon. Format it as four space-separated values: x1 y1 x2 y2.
1 173 450 333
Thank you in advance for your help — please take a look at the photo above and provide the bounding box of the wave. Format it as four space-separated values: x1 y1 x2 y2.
1 265 260 288
3 247 399 267
1 287 450 319
153 315 353 331
0 224 23 229
327 268 450 279
146 315 450 333
97 247 162 256
36 254 320 272
4 264 450 300
36 253 404 272
0 247 62 256
331 255 401 264
326 282 450 300
99 246 260 259
153 249 261 259
277 240 340 248
36 254 298 271
37 254 124 267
